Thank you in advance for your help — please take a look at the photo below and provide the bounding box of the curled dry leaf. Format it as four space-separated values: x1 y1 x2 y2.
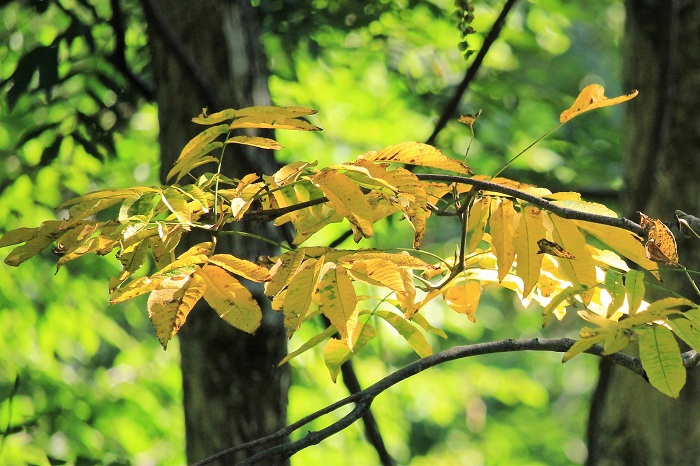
560 84 638 123
537 238 576 259
638 212 679 266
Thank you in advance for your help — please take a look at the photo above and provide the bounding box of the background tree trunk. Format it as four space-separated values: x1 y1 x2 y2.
587 1 700 464
144 1 288 464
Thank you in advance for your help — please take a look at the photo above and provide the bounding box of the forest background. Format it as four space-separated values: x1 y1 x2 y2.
0 0 686 465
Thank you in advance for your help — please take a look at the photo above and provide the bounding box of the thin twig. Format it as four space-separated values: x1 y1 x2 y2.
193 336 660 465
425 0 520 146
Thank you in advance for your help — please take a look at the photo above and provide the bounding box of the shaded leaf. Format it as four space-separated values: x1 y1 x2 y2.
374 310 432 357
638 326 685 398
667 318 700 354
638 211 679 266
604 269 625 318
625 269 646 316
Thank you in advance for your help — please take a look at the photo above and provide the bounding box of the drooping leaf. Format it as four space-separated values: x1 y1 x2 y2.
208 254 271 283
548 214 596 304
3 220 65 266
514 206 546 297
278 326 338 366
604 269 626 318
410 313 448 339
374 310 432 357
444 280 482 322
537 238 576 259
265 249 306 297
198 264 262 334
467 196 490 252
638 325 685 398
560 84 639 123
667 318 700 354
357 141 473 175
624 269 646 316
281 258 325 337
318 266 358 346
312 169 374 240
323 320 377 382
490 199 516 282
576 220 660 279
147 273 206 349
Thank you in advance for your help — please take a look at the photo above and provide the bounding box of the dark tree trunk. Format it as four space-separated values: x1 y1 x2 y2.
143 1 288 464
587 1 700 465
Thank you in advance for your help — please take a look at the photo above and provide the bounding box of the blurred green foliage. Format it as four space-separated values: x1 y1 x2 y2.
0 0 625 464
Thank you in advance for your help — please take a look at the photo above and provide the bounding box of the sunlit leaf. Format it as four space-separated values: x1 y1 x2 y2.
514 206 546 297
542 284 589 323
166 124 229 182
198 264 262 334
148 273 206 349
208 254 271 282
358 141 472 175
312 169 374 240
490 199 515 282
3 220 65 266
548 214 596 304
318 266 358 346
560 84 638 123
161 187 192 225
265 250 306 297
638 326 685 398
467 196 490 252
345 258 405 292
410 313 448 339
281 258 324 337
620 297 694 329
444 280 482 322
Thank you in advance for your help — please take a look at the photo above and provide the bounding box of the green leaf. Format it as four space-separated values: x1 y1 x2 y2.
323 320 377 382
667 318 700 353
278 326 338 366
604 269 625 318
638 326 685 398
542 284 589 324
374 310 432 358
562 334 607 362
624 269 646 316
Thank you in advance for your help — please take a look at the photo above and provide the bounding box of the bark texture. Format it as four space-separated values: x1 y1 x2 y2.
144 1 288 464
587 1 700 465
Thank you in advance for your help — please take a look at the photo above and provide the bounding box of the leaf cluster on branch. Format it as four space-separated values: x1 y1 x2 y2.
2 84 699 402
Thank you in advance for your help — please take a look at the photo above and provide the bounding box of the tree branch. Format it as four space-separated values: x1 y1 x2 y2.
241 173 645 238
425 0 519 146
193 336 671 465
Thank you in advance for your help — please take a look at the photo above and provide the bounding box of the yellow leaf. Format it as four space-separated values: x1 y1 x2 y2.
560 84 638 123
458 110 482 135
562 334 607 362
638 326 685 398
156 242 212 276
543 284 589 323
225 135 283 150
548 214 597 304
198 264 262 334
281 258 324 337
397 268 417 318
323 321 377 382
111 275 167 304
490 199 516 282
265 250 306 297
3 220 65 266
147 273 206 349
208 254 271 282
318 266 358 346
338 250 434 270
58 187 160 209
576 220 660 279
228 107 321 131
166 124 229 182
467 196 490 253
345 258 405 292
357 141 473 175
312 169 374 239
161 187 192 225
514 206 546 297
444 280 482 322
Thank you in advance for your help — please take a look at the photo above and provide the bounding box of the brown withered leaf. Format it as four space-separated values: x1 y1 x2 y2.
537 238 576 259
638 211 679 266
